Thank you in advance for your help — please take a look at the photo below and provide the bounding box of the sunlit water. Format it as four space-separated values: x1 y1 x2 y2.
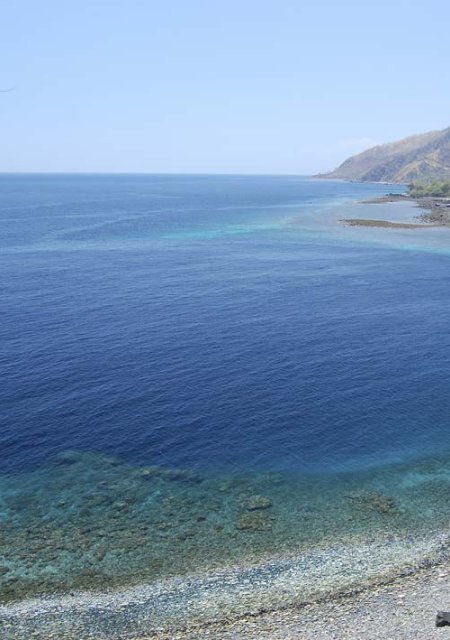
1 174 450 606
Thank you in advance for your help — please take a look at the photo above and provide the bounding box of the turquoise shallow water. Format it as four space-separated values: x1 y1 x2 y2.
2 449 450 605
1 175 450 617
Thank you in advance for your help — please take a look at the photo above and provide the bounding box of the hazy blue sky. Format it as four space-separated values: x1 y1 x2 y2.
2 1 450 173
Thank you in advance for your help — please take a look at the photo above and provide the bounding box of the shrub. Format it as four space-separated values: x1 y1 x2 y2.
409 180 450 197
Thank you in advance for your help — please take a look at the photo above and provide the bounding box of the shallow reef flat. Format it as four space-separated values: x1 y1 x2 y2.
2 451 450 636
341 218 433 229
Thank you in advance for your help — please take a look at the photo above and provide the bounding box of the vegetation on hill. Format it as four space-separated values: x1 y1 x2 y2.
408 180 450 198
319 127 450 183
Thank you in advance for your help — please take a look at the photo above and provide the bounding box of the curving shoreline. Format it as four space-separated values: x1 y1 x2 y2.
156 562 450 639
1 530 449 639
3 449 450 638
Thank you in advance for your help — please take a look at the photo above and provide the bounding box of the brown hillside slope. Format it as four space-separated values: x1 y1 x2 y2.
319 127 450 183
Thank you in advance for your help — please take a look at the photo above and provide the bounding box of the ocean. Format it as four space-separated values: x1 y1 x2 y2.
2 174 450 634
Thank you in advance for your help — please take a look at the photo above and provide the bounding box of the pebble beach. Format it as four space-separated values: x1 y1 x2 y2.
160 564 450 640
1 527 449 639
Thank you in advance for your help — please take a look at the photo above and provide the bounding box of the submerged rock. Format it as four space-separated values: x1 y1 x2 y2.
240 494 273 511
218 479 234 493
235 512 274 531
347 490 398 515
112 501 129 511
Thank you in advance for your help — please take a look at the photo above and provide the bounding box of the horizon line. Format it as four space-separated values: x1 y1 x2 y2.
0 170 318 176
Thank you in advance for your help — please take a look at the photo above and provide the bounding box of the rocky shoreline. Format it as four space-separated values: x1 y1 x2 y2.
3 451 450 637
1 530 449 639
417 196 450 225
156 563 450 639
343 193 450 228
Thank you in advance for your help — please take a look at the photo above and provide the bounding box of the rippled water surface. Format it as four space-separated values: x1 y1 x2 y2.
1 174 450 602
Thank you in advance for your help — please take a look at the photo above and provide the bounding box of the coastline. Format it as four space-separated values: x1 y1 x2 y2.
341 218 433 229
341 193 450 229
1 529 449 639
157 563 450 639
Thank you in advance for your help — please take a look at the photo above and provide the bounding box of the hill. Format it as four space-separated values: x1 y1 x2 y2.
319 127 450 183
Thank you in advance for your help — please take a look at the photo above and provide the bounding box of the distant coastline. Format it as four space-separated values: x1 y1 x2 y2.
317 126 450 183
341 218 432 229
342 192 450 229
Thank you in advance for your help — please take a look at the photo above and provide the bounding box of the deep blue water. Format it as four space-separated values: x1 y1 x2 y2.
1 174 450 477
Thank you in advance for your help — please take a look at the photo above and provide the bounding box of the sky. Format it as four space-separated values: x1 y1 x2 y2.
2 0 450 174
